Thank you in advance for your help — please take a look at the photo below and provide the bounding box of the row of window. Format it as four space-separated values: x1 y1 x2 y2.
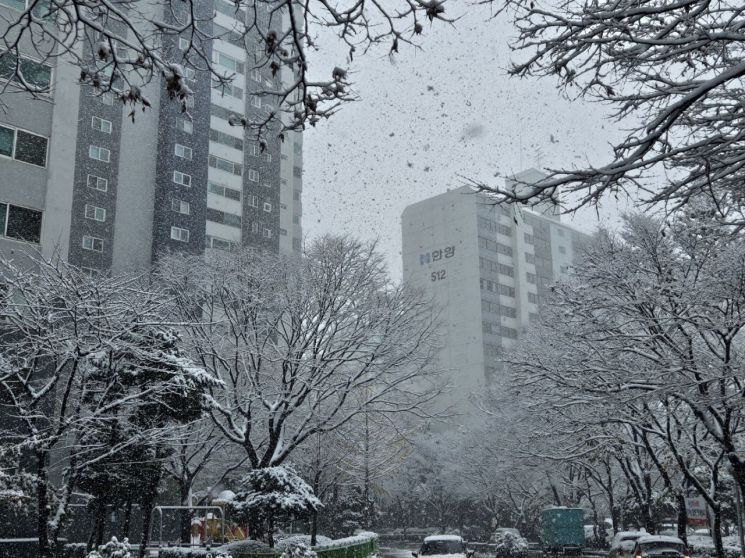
207 207 241 228
482 321 518 339
477 216 512 237
481 299 517 317
0 123 48 167
478 236 513 257
208 181 241 201
479 279 515 298
479 257 513 278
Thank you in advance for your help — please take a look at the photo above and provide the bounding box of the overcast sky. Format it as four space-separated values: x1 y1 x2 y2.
301 2 631 280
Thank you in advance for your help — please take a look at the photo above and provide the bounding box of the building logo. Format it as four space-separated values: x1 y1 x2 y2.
420 246 456 265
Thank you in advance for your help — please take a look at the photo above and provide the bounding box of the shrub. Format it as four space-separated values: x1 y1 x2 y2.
64 543 88 558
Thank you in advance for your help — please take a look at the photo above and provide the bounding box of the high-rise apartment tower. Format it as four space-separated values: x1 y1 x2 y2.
0 0 303 272
401 169 591 423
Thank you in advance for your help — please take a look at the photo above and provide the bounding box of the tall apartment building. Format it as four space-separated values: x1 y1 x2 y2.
0 0 303 273
401 169 591 423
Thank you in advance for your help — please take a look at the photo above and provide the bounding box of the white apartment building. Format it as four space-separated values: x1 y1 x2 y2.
401 169 592 425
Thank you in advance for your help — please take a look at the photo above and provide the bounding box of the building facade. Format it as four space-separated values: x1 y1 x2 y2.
0 0 303 273
401 169 591 424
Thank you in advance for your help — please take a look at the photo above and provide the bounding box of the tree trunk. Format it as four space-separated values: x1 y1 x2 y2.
676 493 687 545
712 505 725 558
310 509 319 546
123 499 132 539
94 498 107 547
138 475 159 558
36 451 52 558
179 483 191 543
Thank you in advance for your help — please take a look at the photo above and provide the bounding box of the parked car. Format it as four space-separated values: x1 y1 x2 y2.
492 528 529 558
413 535 473 558
609 531 645 558
631 535 690 558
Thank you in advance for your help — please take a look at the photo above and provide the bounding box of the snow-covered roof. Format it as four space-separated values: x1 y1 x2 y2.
424 535 464 542
638 536 685 545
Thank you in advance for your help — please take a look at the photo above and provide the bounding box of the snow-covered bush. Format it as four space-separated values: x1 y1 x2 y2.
218 539 276 557
313 532 378 549
159 549 234 558
64 543 88 558
87 536 132 558
280 542 318 558
491 531 528 558
275 535 332 549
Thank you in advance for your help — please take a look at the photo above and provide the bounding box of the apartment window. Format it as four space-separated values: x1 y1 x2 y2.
499 263 514 277
82 235 104 252
247 169 259 182
528 292 538 304
0 203 42 243
173 171 192 186
502 306 517 318
525 253 535 264
524 233 534 244
499 284 515 297
214 51 243 74
247 194 258 208
293 166 302 178
249 95 261 108
248 143 260 157
101 93 114 105
501 326 518 340
250 68 261 82
263 202 272 213
293 190 301 201
263 152 272 163
88 145 110 162
526 272 536 284
0 52 52 90
183 66 196 81
280 228 287 236
558 245 567 254
206 234 237 251
557 228 565 237
170 226 190 242
175 143 193 160
498 224 512 237
185 96 195 109
292 237 301 251
171 199 190 214
292 215 300 225
86 174 108 191
208 181 241 201
81 267 100 278
179 37 189 50
209 128 243 150
91 116 112 134
209 154 242 176
251 222 259 234
84 204 106 222
293 142 301 154
496 243 512 257
206 208 241 228
263 228 272 238
212 79 243 99
177 118 193 134
0 124 48 167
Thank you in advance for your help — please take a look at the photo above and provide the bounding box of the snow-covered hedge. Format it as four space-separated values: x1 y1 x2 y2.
220 539 277 557
159 548 231 558
687 535 741 558
281 542 318 558
275 535 333 549
313 532 378 550
64 542 88 558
